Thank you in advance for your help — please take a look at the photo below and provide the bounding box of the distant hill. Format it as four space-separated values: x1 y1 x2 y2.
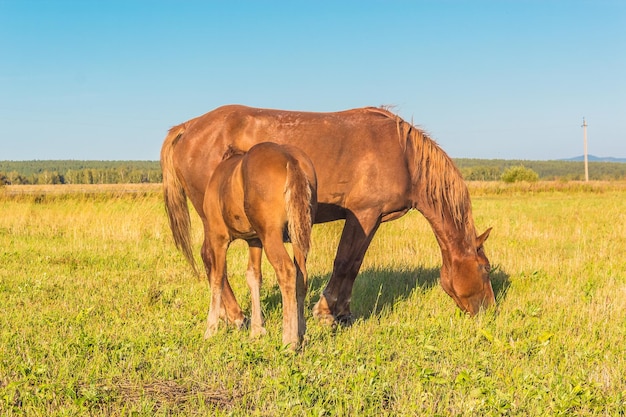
561 155 626 163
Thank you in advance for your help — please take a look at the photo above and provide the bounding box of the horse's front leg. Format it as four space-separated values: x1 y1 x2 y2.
313 210 381 325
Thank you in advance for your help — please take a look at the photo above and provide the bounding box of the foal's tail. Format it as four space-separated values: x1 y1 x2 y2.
160 123 199 275
284 160 314 258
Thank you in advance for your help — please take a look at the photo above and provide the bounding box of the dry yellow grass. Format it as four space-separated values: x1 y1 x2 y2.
2 183 161 195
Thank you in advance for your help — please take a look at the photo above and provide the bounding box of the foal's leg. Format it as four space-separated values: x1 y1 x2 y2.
219 277 246 329
201 239 245 328
313 210 381 324
202 239 229 339
263 232 299 350
246 240 266 338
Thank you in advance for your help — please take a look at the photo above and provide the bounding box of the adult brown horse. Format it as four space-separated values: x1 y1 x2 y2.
203 142 317 349
161 105 494 325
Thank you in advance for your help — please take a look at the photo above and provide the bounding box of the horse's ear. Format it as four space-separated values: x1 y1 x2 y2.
476 227 492 248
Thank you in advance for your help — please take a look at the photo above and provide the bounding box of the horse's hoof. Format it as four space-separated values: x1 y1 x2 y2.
336 314 354 327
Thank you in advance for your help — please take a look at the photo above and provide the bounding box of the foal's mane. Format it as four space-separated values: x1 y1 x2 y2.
365 107 475 241
222 145 246 161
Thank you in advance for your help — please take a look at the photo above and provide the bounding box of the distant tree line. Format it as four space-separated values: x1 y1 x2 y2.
0 160 162 185
455 159 626 181
1 159 625 186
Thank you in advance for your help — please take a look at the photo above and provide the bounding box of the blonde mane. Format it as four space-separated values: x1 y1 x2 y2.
366 107 475 240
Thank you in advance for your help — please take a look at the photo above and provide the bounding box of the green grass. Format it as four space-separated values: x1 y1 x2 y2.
1 183 625 415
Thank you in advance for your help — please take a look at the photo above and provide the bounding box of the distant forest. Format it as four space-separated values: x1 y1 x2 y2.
455 159 626 181
0 160 162 185
0 159 625 185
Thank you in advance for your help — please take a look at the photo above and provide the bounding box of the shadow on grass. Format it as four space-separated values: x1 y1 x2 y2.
262 266 510 321
346 267 440 319
490 266 511 306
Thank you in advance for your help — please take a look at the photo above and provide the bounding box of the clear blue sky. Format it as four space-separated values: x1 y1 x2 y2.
1 1 624 161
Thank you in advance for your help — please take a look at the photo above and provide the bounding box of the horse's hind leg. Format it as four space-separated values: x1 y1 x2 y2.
246 240 266 338
292 245 308 340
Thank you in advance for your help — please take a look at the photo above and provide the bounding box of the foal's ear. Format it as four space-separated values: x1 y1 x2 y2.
476 227 492 248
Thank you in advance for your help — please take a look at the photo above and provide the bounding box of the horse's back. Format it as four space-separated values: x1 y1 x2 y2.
175 105 408 223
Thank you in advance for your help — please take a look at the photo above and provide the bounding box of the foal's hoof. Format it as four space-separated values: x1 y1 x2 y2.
282 340 300 352
314 313 336 326
312 297 334 325
204 326 219 339
233 316 249 330
220 308 247 330
224 315 248 330
250 325 267 339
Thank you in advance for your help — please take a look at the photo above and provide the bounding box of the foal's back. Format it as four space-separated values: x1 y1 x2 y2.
206 142 316 241
242 143 316 246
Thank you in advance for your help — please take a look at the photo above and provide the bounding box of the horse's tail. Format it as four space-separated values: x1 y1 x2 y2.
160 123 199 275
284 160 314 258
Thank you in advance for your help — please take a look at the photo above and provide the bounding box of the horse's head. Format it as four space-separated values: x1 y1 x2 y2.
440 227 495 315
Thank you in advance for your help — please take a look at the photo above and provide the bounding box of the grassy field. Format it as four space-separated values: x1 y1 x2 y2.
1 182 625 416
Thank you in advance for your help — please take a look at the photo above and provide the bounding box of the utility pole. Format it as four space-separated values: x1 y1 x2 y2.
582 117 589 182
